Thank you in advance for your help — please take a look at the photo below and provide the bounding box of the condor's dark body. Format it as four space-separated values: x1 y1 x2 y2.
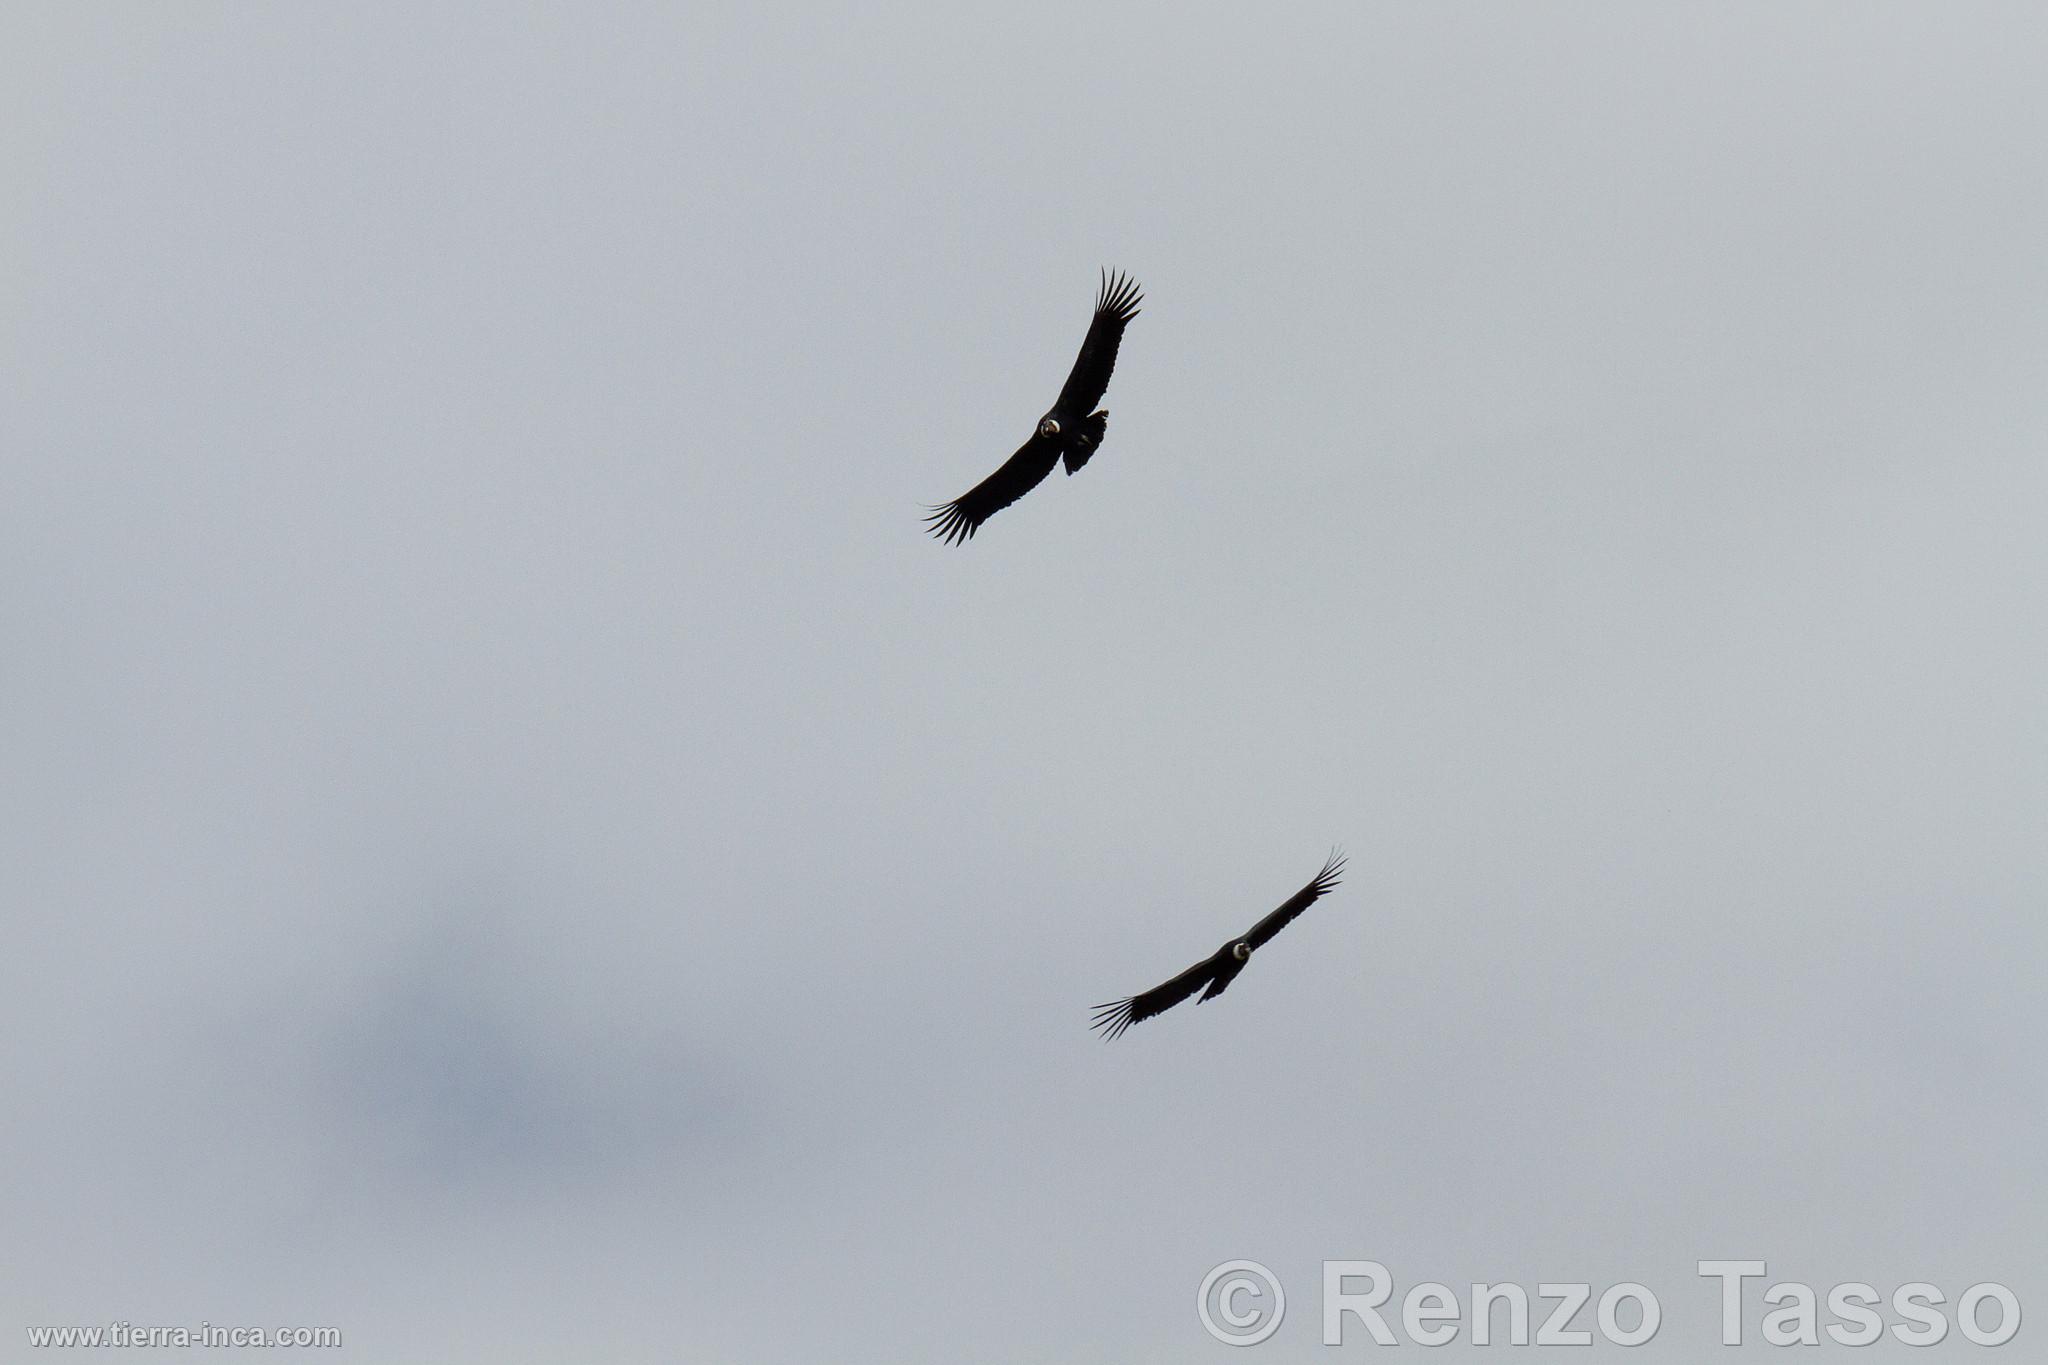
926 270 1142 545
1091 850 1346 1040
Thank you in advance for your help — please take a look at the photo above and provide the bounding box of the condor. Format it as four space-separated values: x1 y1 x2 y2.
926 269 1142 545
1092 850 1345 1040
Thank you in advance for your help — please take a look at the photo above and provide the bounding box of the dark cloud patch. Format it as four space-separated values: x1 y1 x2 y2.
303 906 747 1196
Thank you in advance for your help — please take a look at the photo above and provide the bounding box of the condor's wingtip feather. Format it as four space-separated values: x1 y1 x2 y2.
1317 846 1348 887
1090 997 1138 1041
922 502 977 545
1094 267 1144 321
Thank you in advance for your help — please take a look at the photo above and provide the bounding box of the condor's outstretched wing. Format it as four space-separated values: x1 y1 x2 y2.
1090 953 1219 1041
924 434 1062 545
1244 849 1346 951
1053 269 1142 418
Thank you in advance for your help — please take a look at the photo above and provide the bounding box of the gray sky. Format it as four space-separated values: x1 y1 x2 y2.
4 3 2044 1360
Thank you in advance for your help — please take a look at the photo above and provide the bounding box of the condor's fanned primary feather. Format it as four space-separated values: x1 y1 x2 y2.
926 269 1142 544
1091 850 1345 1040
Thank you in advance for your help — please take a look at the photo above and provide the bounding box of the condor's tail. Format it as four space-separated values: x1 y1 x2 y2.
1062 410 1108 475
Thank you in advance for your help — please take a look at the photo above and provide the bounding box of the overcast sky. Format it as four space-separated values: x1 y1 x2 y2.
4 3 2044 1361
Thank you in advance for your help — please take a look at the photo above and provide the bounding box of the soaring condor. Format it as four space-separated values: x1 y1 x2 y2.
926 269 1142 545
1091 850 1346 1040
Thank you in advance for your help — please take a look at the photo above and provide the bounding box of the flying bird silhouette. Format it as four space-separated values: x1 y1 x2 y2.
1091 850 1346 1040
926 269 1142 544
